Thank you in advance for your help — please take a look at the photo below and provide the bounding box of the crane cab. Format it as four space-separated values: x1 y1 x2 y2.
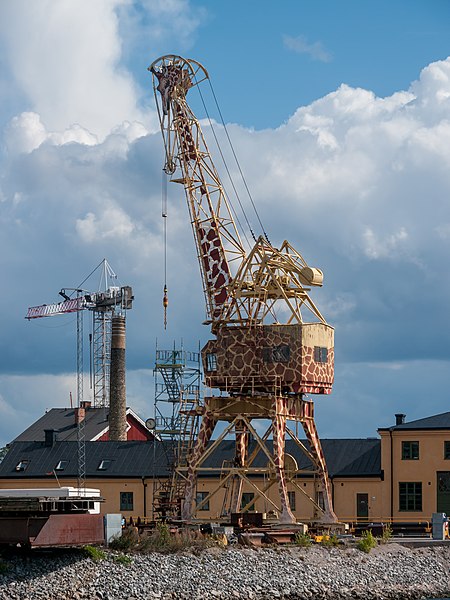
202 322 334 396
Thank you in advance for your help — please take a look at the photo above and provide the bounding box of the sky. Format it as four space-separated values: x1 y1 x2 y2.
1 0 450 447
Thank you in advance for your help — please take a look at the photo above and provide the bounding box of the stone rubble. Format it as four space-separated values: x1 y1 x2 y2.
0 543 449 600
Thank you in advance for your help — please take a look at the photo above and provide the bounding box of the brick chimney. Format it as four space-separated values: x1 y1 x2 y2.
75 406 86 425
44 429 57 447
109 315 127 441
395 413 406 426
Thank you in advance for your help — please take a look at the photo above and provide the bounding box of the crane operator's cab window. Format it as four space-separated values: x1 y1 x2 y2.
314 346 328 363
262 345 290 363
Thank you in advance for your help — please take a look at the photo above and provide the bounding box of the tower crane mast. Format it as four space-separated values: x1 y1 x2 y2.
150 55 337 525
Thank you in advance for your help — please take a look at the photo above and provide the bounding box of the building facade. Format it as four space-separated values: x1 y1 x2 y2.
0 411 449 524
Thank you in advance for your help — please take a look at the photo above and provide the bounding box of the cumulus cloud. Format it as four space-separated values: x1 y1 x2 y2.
1 2 450 445
0 1 146 139
5 112 99 154
362 227 409 260
76 206 135 242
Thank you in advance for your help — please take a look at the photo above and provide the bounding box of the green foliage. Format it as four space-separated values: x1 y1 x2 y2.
379 523 393 544
83 545 106 562
138 524 220 554
0 561 8 575
109 526 140 552
320 533 340 548
357 530 377 553
110 523 224 555
112 553 132 566
294 532 312 548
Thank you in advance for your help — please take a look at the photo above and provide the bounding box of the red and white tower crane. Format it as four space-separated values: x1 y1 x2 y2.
26 259 133 409
149 55 337 524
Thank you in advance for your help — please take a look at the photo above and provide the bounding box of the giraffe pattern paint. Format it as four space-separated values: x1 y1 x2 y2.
202 323 334 395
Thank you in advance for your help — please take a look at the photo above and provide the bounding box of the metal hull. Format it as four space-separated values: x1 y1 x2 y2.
0 514 105 548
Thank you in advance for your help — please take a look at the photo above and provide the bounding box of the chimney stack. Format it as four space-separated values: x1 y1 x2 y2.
74 407 85 425
44 429 57 447
395 413 406 426
109 315 127 441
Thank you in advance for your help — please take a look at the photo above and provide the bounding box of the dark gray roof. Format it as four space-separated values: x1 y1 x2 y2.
379 411 450 431
0 441 171 479
14 408 111 442
0 438 380 480
201 438 380 478
12 407 151 443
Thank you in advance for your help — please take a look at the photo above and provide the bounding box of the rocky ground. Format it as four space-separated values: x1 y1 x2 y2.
0 542 449 600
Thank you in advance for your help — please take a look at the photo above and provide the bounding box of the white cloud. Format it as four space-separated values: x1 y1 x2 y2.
0 0 146 139
1 2 450 444
362 227 409 260
76 206 135 242
5 112 99 154
5 112 48 154
283 34 332 63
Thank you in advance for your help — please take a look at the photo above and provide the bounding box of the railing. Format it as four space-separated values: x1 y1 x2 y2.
204 375 284 397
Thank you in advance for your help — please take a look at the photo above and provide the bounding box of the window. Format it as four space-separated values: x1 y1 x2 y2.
399 482 422 511
55 460 69 471
262 345 290 363
15 460 29 472
241 492 255 511
444 441 450 460
402 441 419 460
287 491 296 511
196 491 210 511
206 353 217 372
97 459 112 471
315 490 325 511
120 491 134 511
314 346 328 363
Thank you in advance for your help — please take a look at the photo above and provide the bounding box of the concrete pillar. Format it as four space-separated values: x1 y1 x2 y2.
109 315 127 441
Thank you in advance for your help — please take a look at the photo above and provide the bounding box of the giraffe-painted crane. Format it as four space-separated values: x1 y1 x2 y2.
149 55 337 524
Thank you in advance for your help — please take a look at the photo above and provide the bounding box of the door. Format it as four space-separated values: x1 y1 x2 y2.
437 472 450 515
357 493 369 520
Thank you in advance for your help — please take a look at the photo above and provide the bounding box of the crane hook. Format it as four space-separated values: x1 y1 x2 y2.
163 285 168 330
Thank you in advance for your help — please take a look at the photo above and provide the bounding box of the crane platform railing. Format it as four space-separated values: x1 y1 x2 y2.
203 375 285 399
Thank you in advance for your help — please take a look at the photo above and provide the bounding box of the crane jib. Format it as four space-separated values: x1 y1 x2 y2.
26 297 84 319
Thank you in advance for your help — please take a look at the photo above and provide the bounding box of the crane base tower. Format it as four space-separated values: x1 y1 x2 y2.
182 394 334 523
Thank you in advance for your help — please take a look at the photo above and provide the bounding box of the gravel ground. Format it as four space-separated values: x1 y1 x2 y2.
0 543 449 600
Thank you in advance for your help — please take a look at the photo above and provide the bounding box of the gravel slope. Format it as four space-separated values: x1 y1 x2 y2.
0 543 449 599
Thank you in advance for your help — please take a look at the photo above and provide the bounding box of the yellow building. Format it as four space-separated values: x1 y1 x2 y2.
0 411 449 525
378 412 450 520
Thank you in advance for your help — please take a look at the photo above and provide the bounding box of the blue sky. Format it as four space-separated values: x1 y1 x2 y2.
122 0 450 128
1 0 450 447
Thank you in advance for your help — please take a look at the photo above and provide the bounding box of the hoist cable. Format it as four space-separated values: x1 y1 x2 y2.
162 170 168 329
194 79 255 249
208 79 271 245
